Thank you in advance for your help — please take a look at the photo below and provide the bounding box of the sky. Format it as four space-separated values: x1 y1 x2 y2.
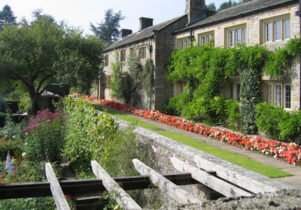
0 0 226 35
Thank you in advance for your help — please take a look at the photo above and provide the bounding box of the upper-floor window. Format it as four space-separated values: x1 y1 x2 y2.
104 55 109 67
198 31 214 46
120 49 126 62
261 15 290 43
225 24 247 48
138 46 146 59
177 36 191 50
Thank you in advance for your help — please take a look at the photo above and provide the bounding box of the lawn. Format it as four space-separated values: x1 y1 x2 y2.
95 106 292 178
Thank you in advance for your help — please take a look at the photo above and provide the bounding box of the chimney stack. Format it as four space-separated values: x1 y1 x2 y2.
120 29 132 38
186 0 206 25
139 17 153 31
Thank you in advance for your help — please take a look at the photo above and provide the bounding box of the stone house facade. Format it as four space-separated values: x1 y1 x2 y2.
100 0 301 111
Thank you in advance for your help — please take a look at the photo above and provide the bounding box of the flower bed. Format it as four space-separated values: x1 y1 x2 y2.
73 93 301 166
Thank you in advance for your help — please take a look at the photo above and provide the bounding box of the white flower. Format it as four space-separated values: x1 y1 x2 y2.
22 152 26 157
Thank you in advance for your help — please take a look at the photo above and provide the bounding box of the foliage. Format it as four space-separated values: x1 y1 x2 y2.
163 93 192 116
23 109 65 162
206 3 216 14
225 99 241 126
0 117 25 159
218 0 238 11
62 97 116 173
256 103 301 142
0 5 16 31
90 8 124 42
240 68 261 134
0 15 103 114
142 59 155 109
0 95 6 112
166 39 301 132
109 52 124 100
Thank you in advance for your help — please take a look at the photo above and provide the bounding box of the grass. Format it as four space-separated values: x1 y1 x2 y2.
95 105 292 178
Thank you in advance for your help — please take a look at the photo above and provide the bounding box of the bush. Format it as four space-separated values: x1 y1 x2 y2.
0 117 25 159
23 109 65 163
62 97 116 173
256 103 301 142
164 93 192 116
225 99 241 126
240 68 261 134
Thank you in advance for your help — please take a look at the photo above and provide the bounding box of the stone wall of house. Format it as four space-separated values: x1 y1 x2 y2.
153 16 188 110
102 38 156 108
175 3 301 110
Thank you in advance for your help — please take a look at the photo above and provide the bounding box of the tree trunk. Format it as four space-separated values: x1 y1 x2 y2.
30 92 40 115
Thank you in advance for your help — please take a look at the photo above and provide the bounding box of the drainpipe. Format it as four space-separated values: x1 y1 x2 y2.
297 0 301 109
190 29 193 46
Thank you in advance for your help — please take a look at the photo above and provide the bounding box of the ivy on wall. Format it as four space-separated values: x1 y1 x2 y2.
166 38 301 134
110 50 155 108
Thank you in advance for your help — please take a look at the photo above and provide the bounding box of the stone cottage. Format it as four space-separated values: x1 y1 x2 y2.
100 0 301 111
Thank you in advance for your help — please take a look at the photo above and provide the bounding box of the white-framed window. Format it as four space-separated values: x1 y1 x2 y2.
274 84 282 107
120 49 126 62
177 37 191 50
104 55 109 67
261 15 291 43
198 31 215 46
284 84 291 109
236 84 240 101
138 46 146 59
225 24 247 48
229 82 240 102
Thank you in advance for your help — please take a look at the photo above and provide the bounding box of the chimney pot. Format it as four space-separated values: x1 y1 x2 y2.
120 29 132 38
139 17 153 31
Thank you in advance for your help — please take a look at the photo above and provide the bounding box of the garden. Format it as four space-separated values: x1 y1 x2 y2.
0 97 143 209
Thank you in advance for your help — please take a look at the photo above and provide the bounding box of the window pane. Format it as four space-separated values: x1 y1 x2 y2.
242 27 246 43
265 22 272 42
274 84 281 107
265 84 272 103
274 20 282 41
230 83 233 99
284 18 290 40
201 36 206 45
285 85 291 108
236 84 240 101
229 30 234 47
235 28 241 44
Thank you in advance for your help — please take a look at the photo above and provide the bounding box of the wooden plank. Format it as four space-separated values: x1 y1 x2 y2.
0 174 198 199
45 163 70 210
171 157 253 198
132 159 202 206
91 160 141 210
194 156 278 194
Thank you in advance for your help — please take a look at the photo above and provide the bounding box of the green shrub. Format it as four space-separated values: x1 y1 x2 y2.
240 68 261 134
164 93 192 116
256 103 301 142
23 109 65 163
62 97 116 173
0 117 25 159
225 99 241 126
0 96 7 113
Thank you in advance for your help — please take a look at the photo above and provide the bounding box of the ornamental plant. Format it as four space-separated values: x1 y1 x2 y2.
23 109 65 163
75 93 301 166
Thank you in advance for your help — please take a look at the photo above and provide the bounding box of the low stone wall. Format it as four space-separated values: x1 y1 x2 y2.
108 113 300 208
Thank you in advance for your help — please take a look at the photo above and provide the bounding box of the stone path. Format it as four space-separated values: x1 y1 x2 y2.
110 108 301 190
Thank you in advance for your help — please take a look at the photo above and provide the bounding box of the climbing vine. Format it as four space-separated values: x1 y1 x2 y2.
166 38 301 134
109 51 123 100
142 59 155 109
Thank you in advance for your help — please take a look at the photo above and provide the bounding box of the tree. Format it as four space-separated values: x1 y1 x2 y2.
0 5 16 31
218 0 238 11
90 8 124 42
0 16 103 114
206 3 216 14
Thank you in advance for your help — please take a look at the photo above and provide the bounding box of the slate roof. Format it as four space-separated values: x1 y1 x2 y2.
104 15 186 52
176 0 298 33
